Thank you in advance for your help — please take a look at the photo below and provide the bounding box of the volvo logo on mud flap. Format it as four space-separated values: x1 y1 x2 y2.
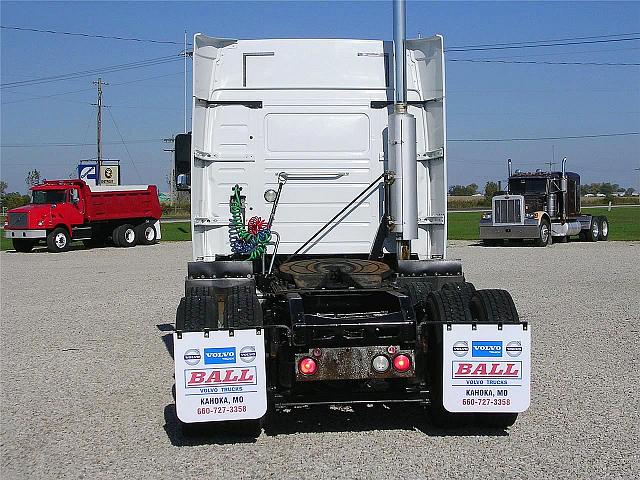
472 341 502 357
184 349 201 365
506 341 523 357
239 346 257 363
453 341 469 357
204 347 236 364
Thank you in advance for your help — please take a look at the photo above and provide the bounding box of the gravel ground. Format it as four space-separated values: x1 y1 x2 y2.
1 240 639 479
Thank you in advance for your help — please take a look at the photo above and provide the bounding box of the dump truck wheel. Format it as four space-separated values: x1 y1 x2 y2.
598 216 609 241
118 224 137 247
12 239 35 252
46 227 70 253
441 281 476 305
535 219 551 247
136 221 158 245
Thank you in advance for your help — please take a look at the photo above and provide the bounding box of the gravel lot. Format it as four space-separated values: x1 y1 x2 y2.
1 240 638 479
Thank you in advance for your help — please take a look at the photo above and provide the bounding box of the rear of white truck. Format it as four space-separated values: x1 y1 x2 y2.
173 1 530 435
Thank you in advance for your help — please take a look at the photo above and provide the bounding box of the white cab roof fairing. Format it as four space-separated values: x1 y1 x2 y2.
190 34 447 261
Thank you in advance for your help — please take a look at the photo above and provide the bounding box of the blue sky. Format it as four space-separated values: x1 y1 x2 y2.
1 0 639 193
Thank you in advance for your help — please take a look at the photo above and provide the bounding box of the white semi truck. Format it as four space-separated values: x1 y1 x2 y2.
172 0 530 435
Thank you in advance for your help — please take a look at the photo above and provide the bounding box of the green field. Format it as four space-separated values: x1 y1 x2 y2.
2 209 638 251
448 206 640 241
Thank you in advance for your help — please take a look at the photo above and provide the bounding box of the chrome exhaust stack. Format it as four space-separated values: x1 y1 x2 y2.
560 157 568 222
389 0 418 258
508 158 512 178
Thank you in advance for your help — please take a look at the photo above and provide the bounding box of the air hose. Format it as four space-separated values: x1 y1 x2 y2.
229 185 272 260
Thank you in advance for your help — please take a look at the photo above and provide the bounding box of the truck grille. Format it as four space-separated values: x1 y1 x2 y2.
8 212 28 228
494 198 522 224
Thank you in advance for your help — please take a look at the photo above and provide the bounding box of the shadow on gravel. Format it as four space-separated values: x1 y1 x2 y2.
163 404 259 446
162 402 509 446
157 324 174 360
263 404 509 438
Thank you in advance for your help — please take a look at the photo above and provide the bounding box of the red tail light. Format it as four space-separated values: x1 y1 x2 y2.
392 354 411 372
298 357 317 375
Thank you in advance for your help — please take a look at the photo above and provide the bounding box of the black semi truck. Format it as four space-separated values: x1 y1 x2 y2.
479 158 609 246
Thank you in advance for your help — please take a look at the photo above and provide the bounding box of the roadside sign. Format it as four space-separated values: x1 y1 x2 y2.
99 165 120 186
78 164 98 186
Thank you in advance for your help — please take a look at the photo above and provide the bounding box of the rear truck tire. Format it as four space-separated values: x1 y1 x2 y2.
396 278 433 318
535 219 552 247
598 216 609 241
118 223 138 247
177 287 263 438
46 227 70 253
584 217 599 242
425 289 473 428
441 281 476 305
175 295 219 331
467 289 520 429
111 225 123 247
426 289 518 430
223 284 264 328
136 221 158 245
12 239 35 252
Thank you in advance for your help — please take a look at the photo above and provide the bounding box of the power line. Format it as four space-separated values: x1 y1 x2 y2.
1 139 164 148
447 34 640 52
0 55 183 89
448 59 640 66
449 132 640 142
1 72 184 105
1 25 189 45
106 106 143 182
448 32 640 49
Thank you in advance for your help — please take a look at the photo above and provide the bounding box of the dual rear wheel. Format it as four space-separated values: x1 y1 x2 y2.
176 285 263 438
425 286 520 430
111 221 158 247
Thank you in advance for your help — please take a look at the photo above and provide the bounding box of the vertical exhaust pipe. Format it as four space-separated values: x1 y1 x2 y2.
560 157 568 221
508 158 512 178
389 0 418 257
393 0 407 105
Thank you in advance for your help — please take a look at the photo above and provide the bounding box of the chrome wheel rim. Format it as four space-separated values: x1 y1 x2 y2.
124 228 135 244
144 226 155 241
55 232 67 248
601 221 608 237
592 222 599 238
541 224 549 243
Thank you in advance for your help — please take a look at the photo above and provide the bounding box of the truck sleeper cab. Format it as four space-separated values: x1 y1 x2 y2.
4 179 162 252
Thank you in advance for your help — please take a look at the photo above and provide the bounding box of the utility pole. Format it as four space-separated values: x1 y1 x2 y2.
92 77 109 175
163 136 176 213
545 161 556 171
184 30 188 134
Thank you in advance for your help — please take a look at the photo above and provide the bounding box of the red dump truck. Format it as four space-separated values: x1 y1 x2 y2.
3 179 162 253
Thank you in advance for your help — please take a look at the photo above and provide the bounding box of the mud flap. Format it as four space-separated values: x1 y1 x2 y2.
173 329 267 423
442 324 531 413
